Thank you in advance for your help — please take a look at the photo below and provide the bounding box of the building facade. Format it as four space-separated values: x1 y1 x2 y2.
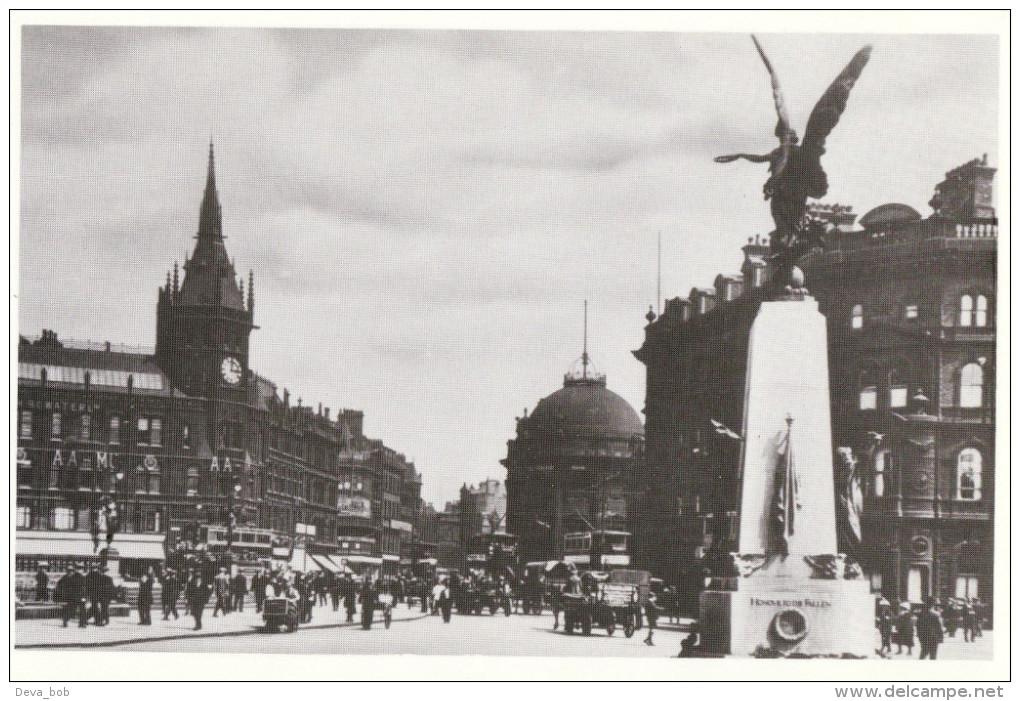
504 355 645 570
635 157 997 617
16 146 427 582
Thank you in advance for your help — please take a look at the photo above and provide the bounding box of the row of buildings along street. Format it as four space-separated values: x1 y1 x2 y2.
16 147 996 636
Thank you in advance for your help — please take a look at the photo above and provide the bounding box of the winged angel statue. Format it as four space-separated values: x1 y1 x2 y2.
716 36 871 281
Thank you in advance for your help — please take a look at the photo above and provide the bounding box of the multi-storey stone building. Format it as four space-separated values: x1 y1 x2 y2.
504 353 645 570
16 146 426 582
635 157 997 617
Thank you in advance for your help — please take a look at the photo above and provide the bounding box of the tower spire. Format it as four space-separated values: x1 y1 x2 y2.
198 141 222 241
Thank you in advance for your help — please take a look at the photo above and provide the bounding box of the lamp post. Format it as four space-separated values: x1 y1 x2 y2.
194 503 204 543
227 482 241 560
108 471 124 545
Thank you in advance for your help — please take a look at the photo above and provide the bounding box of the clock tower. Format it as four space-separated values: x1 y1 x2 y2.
156 144 257 403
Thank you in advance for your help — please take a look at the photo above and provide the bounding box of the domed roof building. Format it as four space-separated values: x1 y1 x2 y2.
503 331 645 568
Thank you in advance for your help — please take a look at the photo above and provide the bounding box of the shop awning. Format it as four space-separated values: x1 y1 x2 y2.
310 554 342 574
325 555 355 574
17 534 96 558
110 540 166 560
289 549 323 573
16 532 165 560
340 555 383 566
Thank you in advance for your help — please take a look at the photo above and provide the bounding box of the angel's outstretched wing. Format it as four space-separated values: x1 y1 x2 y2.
801 46 872 158
751 35 794 177
715 153 772 164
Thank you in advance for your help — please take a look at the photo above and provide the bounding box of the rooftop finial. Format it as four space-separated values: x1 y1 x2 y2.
207 141 216 189
247 269 255 315
582 300 589 379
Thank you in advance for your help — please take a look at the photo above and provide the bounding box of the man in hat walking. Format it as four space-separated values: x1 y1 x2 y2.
34 566 50 602
231 571 248 613
161 569 181 620
212 567 230 617
917 598 945 660
97 566 116 626
54 566 87 628
876 599 895 655
185 572 211 631
137 568 155 625
894 602 915 655
643 593 660 646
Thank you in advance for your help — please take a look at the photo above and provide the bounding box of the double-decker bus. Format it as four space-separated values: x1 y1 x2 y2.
464 532 519 577
563 530 631 571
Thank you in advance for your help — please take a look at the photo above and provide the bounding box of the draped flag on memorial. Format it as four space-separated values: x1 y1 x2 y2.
772 419 800 555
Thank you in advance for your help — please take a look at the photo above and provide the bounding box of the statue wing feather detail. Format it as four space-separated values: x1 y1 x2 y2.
751 35 794 177
801 45 872 158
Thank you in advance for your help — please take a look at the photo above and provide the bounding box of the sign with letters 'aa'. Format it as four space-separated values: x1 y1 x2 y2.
338 495 372 518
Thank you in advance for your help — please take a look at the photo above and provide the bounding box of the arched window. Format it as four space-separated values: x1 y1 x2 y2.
956 448 982 500
959 295 973 327
975 295 988 327
851 304 864 330
888 370 908 409
960 363 984 408
873 450 892 497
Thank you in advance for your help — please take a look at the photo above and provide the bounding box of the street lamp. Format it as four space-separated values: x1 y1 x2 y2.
228 482 241 559
107 471 124 546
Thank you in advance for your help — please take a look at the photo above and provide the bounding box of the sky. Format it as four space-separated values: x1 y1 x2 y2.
15 17 1001 505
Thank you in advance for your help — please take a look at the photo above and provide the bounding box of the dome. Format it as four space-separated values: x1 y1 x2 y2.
527 376 643 442
858 203 922 230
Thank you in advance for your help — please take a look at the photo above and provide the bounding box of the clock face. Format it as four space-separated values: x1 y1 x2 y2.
220 356 242 385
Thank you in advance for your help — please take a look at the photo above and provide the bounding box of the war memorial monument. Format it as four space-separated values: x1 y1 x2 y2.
698 37 876 657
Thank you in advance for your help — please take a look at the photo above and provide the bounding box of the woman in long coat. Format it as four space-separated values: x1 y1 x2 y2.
894 604 916 655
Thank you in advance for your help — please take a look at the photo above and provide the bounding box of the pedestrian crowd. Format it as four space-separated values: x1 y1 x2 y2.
876 595 985 660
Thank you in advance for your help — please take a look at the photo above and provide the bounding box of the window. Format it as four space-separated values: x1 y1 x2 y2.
186 467 199 497
888 370 907 409
960 295 973 327
956 449 982 500
959 363 984 408
109 416 121 444
182 424 191 449
955 575 979 599
870 571 883 594
889 386 908 409
147 474 161 495
51 413 62 440
19 410 32 439
16 506 31 529
859 386 877 411
851 304 863 330
874 450 892 497
907 566 929 604
975 295 988 327
905 305 918 319
137 417 162 446
80 414 91 441
51 507 74 531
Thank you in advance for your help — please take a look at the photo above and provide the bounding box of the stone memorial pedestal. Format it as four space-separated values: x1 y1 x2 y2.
698 292 873 657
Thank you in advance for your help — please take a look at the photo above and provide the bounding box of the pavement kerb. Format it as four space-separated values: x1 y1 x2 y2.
15 611 432 650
